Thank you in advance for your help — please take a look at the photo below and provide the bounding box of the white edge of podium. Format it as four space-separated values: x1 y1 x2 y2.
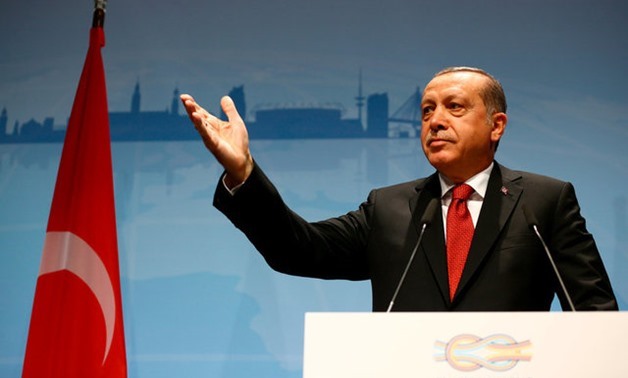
303 311 628 378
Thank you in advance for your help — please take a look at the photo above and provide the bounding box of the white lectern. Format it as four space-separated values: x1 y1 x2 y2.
303 312 627 378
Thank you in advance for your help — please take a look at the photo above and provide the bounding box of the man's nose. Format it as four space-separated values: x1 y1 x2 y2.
428 106 448 131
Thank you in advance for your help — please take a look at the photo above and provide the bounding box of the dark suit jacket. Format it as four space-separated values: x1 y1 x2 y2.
214 161 617 311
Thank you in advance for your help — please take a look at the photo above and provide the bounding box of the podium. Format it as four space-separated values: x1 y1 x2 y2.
303 312 628 377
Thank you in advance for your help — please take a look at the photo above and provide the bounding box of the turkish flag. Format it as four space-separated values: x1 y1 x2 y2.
22 26 127 377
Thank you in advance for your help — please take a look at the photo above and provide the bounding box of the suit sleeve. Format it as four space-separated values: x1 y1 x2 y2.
547 181 618 310
213 162 372 280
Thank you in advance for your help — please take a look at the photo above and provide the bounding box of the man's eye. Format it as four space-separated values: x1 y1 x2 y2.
422 106 433 116
449 103 462 109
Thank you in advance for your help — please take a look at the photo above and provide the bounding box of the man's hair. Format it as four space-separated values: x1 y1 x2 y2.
433 66 507 117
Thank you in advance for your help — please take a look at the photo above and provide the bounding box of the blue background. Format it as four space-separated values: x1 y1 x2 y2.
1 1 627 377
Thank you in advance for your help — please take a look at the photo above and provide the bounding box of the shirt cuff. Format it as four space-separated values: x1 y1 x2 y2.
222 174 245 196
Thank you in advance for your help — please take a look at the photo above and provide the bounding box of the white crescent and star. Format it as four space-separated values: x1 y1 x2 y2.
39 231 116 365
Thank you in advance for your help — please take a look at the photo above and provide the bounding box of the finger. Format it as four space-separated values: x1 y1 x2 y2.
180 94 220 132
179 94 228 158
179 93 193 102
180 94 210 119
220 96 243 124
180 94 204 125
180 93 197 117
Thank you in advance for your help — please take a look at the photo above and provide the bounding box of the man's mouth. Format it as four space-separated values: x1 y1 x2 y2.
427 137 452 146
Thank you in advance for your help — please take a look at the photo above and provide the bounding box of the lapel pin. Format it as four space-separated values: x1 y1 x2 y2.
500 186 509 196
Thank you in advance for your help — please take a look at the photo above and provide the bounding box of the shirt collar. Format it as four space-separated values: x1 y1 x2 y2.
438 162 494 200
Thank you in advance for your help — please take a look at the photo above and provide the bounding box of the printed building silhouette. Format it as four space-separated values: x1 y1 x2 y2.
1 77 421 144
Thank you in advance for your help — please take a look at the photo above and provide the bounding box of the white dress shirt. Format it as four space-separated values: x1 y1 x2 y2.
439 162 494 237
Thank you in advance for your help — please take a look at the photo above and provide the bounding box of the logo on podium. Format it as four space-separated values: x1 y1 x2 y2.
434 334 533 372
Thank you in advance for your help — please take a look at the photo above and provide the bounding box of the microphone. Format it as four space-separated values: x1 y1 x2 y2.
387 198 439 312
522 205 576 311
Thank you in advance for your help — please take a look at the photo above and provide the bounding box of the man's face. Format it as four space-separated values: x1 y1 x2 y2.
420 71 506 183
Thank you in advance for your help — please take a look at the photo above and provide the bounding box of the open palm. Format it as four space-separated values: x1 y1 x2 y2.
181 94 254 186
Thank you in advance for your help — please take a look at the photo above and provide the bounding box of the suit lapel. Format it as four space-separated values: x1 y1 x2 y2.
410 174 450 305
453 164 523 302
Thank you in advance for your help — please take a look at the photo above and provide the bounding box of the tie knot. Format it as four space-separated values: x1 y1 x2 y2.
452 184 474 201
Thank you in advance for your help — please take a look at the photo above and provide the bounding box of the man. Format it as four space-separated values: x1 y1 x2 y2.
181 67 617 311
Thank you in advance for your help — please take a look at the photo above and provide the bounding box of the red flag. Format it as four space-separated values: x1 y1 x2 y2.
22 25 127 377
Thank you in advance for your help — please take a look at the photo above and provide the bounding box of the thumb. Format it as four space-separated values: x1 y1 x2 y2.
220 96 243 123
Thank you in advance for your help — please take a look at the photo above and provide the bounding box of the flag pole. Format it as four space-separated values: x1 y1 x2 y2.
92 0 107 28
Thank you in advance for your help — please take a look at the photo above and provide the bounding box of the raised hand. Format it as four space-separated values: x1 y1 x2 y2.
180 94 254 188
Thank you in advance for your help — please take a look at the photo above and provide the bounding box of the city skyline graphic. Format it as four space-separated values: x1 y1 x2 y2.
1 74 420 143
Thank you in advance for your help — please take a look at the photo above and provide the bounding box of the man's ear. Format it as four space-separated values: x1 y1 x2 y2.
490 112 507 143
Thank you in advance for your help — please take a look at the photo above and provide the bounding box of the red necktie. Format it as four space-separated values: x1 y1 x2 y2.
447 184 475 300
